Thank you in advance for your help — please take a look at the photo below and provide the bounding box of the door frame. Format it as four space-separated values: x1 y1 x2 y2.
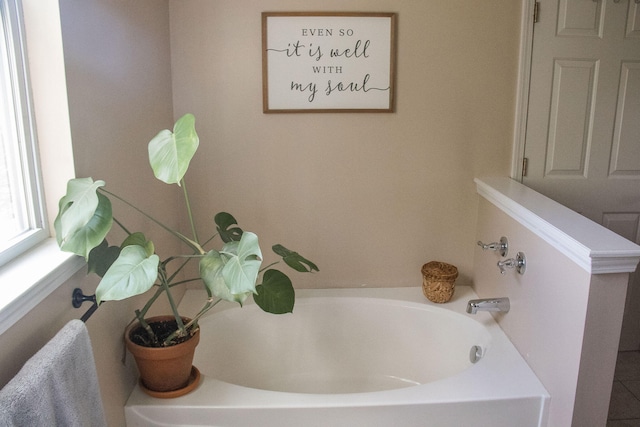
512 0 537 182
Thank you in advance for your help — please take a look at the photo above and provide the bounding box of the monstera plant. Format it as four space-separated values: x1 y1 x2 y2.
54 114 317 394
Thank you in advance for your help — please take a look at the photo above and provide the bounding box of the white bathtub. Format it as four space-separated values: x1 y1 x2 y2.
125 286 549 427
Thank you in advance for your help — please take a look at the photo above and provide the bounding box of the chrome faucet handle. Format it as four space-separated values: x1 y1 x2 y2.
497 258 514 274
477 236 509 257
497 252 526 275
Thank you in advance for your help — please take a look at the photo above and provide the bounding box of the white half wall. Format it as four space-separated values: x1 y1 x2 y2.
473 177 640 427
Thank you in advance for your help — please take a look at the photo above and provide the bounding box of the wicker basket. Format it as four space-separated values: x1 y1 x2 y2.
421 261 458 303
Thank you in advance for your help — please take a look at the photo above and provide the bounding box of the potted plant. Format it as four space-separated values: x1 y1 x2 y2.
54 113 318 396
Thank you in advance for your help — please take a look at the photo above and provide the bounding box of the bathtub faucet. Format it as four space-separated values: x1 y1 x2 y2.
466 297 510 314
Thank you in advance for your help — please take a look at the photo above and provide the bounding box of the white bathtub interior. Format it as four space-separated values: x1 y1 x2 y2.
125 286 549 427
198 295 491 394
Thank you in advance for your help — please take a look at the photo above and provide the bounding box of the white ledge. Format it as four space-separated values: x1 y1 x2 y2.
0 239 85 336
475 177 640 274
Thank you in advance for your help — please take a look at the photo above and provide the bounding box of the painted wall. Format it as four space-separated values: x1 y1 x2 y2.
169 0 521 288
0 1 522 425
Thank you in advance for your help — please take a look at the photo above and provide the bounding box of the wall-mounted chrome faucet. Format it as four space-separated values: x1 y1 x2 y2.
497 251 526 275
466 297 510 314
477 236 508 257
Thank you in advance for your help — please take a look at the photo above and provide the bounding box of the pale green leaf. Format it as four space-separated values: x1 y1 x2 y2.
56 192 113 259
121 232 155 256
148 113 199 185
221 231 262 295
54 178 110 256
95 245 159 304
199 250 250 305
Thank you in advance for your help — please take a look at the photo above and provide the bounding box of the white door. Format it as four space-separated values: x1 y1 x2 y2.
522 0 640 350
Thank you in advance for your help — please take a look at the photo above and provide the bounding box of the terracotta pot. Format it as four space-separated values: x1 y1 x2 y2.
125 315 200 393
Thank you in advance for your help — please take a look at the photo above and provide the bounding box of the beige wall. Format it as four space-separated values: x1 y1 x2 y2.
0 1 522 425
169 0 521 288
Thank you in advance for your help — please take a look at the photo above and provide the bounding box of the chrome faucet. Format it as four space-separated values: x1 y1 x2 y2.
466 297 510 314
497 252 526 275
477 236 509 257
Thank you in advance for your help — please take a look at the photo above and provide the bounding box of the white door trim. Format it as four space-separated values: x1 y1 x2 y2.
512 0 537 181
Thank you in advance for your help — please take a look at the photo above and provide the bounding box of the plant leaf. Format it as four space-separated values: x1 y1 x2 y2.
214 212 243 243
121 232 155 256
148 113 199 185
55 177 104 239
87 239 121 277
221 231 263 295
272 244 319 273
56 191 113 259
95 245 159 304
199 250 250 305
254 269 295 314
54 178 112 258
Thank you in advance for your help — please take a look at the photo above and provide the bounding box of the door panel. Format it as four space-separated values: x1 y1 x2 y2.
557 0 605 37
627 2 640 38
545 58 597 177
523 0 640 350
610 62 640 176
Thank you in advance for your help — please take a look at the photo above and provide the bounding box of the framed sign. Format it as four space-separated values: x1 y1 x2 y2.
262 12 396 113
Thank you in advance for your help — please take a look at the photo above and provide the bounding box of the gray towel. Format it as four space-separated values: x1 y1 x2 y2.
0 319 107 427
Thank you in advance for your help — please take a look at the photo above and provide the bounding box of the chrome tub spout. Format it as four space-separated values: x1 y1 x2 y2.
466 297 510 314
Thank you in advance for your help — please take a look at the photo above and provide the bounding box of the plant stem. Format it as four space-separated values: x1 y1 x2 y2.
98 187 205 255
188 297 222 326
158 267 185 334
163 255 195 281
163 297 223 345
181 178 199 243
168 277 201 287
134 310 157 346
112 216 132 236
136 284 165 320
202 233 219 247
260 261 279 273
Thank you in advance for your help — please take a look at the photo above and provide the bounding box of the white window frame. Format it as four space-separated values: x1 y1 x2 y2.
0 0 48 267
0 0 83 336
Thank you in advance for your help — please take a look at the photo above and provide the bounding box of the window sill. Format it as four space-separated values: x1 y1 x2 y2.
0 238 85 335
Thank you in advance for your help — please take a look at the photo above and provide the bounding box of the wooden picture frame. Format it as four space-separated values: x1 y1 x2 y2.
262 12 396 113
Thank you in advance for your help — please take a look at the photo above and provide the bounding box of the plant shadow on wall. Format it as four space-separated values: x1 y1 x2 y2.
54 114 318 395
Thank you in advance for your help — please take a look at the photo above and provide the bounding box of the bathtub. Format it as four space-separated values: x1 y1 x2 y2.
125 286 549 426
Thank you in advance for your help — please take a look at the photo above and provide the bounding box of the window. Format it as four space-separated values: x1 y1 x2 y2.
0 0 82 335
0 0 47 267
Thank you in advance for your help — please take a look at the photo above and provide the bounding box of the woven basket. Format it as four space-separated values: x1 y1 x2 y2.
421 261 458 303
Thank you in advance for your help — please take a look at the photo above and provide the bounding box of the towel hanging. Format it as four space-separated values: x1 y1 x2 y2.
0 319 107 426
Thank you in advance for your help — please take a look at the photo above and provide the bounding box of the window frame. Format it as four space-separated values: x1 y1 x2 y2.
0 0 48 267
0 0 83 336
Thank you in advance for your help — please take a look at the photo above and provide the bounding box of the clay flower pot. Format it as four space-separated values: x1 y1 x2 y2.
125 315 200 395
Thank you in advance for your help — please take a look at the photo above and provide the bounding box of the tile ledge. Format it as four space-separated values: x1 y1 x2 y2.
0 238 85 336
475 177 640 274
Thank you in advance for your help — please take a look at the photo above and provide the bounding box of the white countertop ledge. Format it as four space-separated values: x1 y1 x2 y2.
475 177 640 274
